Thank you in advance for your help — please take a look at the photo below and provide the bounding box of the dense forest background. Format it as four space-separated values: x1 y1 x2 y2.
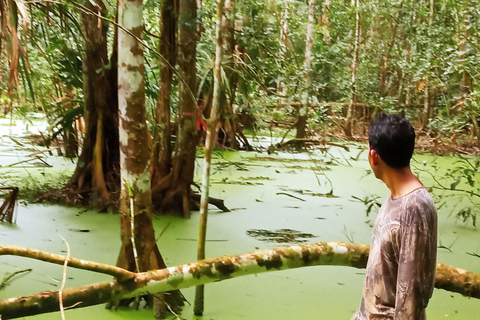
2 0 480 143
0 0 480 318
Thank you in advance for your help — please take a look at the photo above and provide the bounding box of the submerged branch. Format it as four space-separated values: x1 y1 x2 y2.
0 269 32 290
0 242 479 319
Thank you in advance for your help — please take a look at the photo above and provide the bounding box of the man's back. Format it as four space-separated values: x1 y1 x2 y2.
352 187 437 320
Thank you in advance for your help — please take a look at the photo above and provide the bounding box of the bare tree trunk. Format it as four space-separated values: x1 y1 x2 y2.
296 0 315 148
1 0 20 106
345 0 360 138
218 0 242 150
378 0 404 98
1 242 479 319
422 77 431 127
151 0 177 184
151 0 178 212
194 1 225 315
422 0 435 128
454 8 477 140
154 0 198 218
115 0 183 316
276 0 289 99
320 0 331 42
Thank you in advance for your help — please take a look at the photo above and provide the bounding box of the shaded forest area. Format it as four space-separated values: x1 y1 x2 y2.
0 0 479 211
0 0 480 318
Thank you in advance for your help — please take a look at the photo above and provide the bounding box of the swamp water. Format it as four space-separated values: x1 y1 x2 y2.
0 118 479 319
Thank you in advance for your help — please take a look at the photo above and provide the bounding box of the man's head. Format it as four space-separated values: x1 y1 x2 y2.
368 112 415 169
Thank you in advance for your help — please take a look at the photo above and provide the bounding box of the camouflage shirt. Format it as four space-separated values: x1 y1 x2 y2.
352 187 437 320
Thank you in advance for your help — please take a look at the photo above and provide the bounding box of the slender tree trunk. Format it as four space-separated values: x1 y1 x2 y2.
378 0 404 98
218 0 241 150
1 242 480 319
4 0 20 105
320 0 331 42
163 0 199 218
422 0 435 128
422 77 431 127
296 0 315 147
454 8 477 140
152 0 199 217
345 0 360 138
115 0 183 316
151 0 178 211
277 0 289 99
194 1 225 315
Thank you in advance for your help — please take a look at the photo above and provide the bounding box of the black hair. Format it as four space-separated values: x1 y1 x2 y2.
368 112 415 168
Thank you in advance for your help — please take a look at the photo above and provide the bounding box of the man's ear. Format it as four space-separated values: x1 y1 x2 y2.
369 149 379 166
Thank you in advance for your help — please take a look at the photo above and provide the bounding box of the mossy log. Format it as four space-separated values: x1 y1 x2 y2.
0 242 479 319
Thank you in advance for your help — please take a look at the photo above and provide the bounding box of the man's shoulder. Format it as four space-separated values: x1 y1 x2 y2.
406 187 435 207
402 188 437 223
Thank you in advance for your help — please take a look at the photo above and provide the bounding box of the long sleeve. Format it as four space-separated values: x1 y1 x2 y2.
394 200 437 319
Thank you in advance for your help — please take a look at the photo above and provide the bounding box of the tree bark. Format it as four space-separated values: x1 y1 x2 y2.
1 242 479 319
194 0 225 315
296 0 315 148
152 0 199 217
151 0 177 210
422 0 435 128
345 0 360 138
0 245 135 281
217 0 242 150
69 0 119 210
454 8 477 139
1 0 20 104
116 0 183 316
320 0 331 42
275 0 289 99
378 0 404 98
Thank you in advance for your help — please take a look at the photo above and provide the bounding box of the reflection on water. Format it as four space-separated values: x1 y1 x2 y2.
246 228 316 243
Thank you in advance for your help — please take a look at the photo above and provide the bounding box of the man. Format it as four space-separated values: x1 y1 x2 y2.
352 113 437 319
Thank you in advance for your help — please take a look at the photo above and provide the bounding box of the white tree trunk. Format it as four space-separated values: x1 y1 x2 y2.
345 0 360 137
296 0 315 142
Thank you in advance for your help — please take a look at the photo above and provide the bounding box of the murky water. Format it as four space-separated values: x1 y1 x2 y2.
0 118 479 319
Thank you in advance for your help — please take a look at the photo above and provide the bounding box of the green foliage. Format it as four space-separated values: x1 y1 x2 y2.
0 169 72 202
414 155 480 228
351 194 382 217
4 0 480 151
455 207 476 227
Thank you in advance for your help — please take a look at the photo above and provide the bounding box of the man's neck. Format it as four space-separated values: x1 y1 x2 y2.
380 166 423 199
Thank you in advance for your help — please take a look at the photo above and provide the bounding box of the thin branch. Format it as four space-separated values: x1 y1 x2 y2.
58 235 70 320
0 269 32 290
0 246 135 282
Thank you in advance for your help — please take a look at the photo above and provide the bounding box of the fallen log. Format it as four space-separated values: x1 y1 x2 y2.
0 242 479 319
